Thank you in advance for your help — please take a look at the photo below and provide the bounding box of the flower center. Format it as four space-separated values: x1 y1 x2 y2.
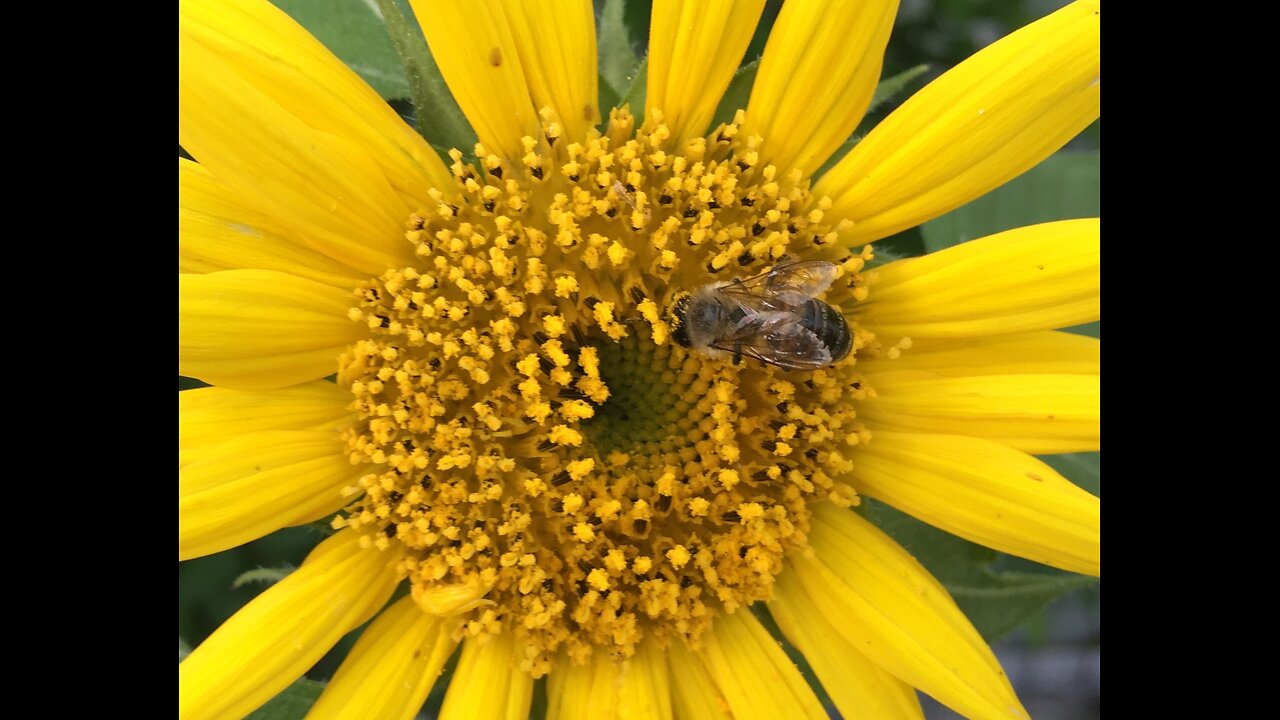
336 107 879 675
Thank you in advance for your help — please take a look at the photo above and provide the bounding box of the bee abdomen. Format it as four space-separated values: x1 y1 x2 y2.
801 299 852 363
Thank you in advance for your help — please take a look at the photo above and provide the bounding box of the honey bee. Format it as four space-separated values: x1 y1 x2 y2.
669 260 852 370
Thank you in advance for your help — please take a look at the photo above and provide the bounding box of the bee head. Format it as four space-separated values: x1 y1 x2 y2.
667 292 693 347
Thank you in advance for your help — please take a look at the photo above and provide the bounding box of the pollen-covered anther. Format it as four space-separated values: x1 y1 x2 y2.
336 105 878 675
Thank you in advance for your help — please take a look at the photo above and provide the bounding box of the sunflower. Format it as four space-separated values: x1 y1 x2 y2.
179 0 1100 717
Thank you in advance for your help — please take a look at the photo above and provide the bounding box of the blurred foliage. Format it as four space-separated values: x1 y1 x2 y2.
244 678 327 720
923 151 1101 251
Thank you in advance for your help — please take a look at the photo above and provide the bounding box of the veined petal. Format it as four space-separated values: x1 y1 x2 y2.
179 158 364 288
667 642 732 720
438 633 533 720
801 504 1029 720
179 269 361 391
179 430 356 561
770 580 924 720
307 596 458 720
178 529 399 720
857 331 1099 378
647 0 766 144
178 381 352 467
411 0 541 161
818 0 1100 244
697 610 827 720
180 0 448 274
744 0 898 177
849 432 1100 575
547 640 672 720
860 373 1100 453
502 0 599 142
548 655 615 720
618 641 673 720
860 219 1100 339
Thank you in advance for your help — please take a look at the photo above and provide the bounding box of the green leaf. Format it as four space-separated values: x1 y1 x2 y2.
709 60 759 129
598 72 622 118
1041 452 1100 497
245 678 326 720
946 571 1097 641
621 0 651 54
529 676 549 720
865 225 927 267
1065 321 1099 341
374 0 477 155
616 56 648 117
866 63 929 116
232 565 296 590
922 150 1101 251
598 0 638 101
179 376 209 391
179 637 192 662
866 500 1096 641
274 0 409 99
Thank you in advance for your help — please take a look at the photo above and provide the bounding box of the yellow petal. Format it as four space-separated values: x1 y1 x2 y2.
800 504 1029 720
646 0 766 144
179 269 361 391
619 641 673 720
180 0 447 275
178 529 398 720
411 0 540 161
769 584 924 719
307 596 458 720
849 431 1100 575
438 633 533 720
502 0 599 141
860 373 1099 454
178 381 351 467
547 641 673 720
860 219 1100 339
179 430 356 561
667 641 732 720
743 0 898 177
857 331 1099 378
179 158 364 289
696 610 827 720
818 1 1100 244
548 655 615 720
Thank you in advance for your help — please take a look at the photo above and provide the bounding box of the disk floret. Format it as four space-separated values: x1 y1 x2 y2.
336 107 880 674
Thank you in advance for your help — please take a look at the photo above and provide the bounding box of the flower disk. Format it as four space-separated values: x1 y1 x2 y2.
336 107 883 675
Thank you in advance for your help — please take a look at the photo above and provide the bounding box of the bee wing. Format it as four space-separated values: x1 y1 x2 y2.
710 322 834 371
720 260 839 299
718 309 798 340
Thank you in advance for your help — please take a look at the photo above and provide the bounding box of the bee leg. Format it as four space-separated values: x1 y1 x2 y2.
732 343 743 366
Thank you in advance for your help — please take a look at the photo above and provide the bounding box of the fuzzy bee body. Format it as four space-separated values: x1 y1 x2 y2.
670 261 852 371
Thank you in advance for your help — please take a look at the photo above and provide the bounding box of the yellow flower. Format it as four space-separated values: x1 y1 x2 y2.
179 0 1099 718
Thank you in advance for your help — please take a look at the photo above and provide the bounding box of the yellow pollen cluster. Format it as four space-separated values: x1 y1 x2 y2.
335 106 881 675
